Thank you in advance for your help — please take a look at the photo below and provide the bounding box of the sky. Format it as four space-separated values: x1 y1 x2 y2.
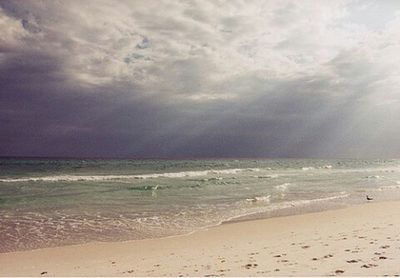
1 0 400 158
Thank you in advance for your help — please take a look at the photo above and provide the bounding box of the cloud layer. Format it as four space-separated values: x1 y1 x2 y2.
1 0 400 158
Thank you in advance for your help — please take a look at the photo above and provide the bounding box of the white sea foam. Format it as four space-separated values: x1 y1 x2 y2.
274 183 293 198
246 195 271 203
377 184 400 191
275 193 350 208
255 195 271 202
0 168 262 183
301 167 315 171
225 192 350 225
254 174 279 179
366 175 381 179
199 177 223 182
274 183 291 191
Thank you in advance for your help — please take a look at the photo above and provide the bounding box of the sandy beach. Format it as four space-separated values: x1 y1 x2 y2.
1 201 400 276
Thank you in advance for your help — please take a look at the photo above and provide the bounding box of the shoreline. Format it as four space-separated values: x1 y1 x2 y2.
0 191 355 254
0 193 353 254
2 200 400 276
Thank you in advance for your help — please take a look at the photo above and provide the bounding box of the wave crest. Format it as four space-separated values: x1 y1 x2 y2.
0 168 262 183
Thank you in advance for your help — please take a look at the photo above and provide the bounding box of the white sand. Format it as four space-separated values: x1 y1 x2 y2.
1 201 400 276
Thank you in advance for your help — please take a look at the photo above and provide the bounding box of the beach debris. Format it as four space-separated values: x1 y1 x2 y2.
366 195 373 201
346 259 358 263
379 256 388 260
335 269 345 274
244 263 258 269
361 263 378 268
380 245 390 249
301 245 310 249
40 272 48 275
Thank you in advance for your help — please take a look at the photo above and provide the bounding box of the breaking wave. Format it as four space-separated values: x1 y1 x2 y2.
245 195 271 203
254 174 279 179
0 168 262 183
274 183 291 191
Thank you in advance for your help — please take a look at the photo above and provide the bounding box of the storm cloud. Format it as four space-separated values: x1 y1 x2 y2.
1 0 400 158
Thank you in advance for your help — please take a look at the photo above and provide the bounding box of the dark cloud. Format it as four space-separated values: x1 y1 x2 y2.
1 0 400 158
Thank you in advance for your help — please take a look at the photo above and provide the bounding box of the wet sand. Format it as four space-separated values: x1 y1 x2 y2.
1 201 400 276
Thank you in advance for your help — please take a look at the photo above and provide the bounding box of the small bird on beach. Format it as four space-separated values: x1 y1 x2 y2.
366 195 373 201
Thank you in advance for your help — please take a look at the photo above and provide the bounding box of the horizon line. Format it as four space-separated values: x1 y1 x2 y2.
0 155 398 160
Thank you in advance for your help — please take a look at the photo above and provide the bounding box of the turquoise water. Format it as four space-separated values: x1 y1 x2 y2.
1 158 400 252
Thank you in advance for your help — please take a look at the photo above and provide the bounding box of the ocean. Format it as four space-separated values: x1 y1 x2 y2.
1 158 400 253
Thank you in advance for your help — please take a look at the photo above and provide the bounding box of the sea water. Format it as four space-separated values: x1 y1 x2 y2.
1 158 400 253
